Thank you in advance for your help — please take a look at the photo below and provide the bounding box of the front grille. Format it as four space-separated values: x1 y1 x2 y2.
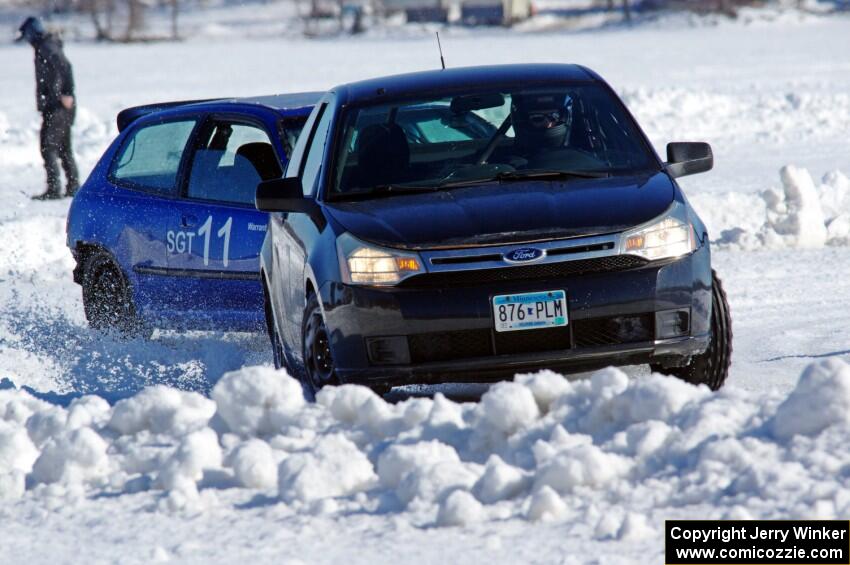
401 312 655 365
402 255 648 287
409 329 492 364
494 326 570 355
572 314 654 348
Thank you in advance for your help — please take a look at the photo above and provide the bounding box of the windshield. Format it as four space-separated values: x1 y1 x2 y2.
330 84 657 199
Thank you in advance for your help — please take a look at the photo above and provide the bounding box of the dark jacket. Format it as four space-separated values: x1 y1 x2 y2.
34 34 74 114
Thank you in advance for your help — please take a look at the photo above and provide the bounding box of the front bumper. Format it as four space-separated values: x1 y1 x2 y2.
321 244 712 386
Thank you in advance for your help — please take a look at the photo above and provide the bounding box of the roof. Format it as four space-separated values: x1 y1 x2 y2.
228 91 324 111
116 91 323 132
332 64 597 105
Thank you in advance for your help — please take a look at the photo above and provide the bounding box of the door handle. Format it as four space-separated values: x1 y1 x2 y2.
181 214 198 228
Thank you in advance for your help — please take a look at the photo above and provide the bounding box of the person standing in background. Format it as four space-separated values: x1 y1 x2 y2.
16 17 80 200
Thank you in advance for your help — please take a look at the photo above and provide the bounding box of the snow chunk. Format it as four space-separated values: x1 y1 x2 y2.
377 440 460 489
157 427 222 492
397 460 480 505
618 512 655 541
0 389 50 425
527 485 567 522
67 395 111 430
515 371 571 414
228 439 277 490
473 455 528 504
317 384 379 424
0 421 39 474
768 165 827 247
478 381 540 435
773 359 850 439
317 384 397 438
212 366 305 437
109 386 215 437
437 490 484 527
534 443 631 494
599 372 708 429
0 471 25 500
277 434 376 502
26 405 68 448
30 427 109 485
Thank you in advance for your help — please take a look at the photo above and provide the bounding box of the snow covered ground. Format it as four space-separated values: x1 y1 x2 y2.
1 12 850 563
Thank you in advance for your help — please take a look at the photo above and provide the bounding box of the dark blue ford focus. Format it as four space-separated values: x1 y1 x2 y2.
256 64 732 397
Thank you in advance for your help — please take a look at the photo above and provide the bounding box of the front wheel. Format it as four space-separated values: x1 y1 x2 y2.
301 293 339 400
263 280 287 370
652 270 732 390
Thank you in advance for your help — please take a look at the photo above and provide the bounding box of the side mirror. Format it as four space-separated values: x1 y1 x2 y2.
255 177 309 212
665 142 713 178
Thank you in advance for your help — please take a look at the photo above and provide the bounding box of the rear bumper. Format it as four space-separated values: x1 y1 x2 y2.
321 244 712 386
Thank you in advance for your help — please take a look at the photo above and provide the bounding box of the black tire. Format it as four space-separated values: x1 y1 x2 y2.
301 292 339 400
369 384 392 397
652 270 732 390
263 281 287 371
81 251 148 338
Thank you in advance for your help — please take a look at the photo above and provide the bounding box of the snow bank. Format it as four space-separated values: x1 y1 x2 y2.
623 88 850 148
2 359 850 525
695 166 850 250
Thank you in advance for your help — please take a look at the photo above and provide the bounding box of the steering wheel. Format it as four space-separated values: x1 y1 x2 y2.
474 115 512 166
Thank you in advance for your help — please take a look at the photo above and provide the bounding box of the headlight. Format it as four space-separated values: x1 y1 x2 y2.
620 204 697 261
337 232 425 286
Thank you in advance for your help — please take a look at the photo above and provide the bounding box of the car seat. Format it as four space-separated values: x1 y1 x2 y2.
353 123 410 189
236 142 283 181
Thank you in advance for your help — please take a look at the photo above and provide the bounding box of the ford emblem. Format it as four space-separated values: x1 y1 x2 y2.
504 247 545 263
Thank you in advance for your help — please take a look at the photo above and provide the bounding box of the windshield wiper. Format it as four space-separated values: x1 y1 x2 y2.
334 170 610 201
426 169 610 189
334 183 440 201
494 169 610 181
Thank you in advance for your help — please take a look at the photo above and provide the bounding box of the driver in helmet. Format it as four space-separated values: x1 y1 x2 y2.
509 92 573 167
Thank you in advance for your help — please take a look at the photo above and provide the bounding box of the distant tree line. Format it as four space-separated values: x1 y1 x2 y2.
5 0 183 41
1 0 832 40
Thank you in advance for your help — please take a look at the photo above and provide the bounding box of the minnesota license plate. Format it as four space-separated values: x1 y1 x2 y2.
492 290 568 332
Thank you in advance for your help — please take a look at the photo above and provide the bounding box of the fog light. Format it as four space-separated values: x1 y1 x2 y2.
655 309 690 339
366 336 410 365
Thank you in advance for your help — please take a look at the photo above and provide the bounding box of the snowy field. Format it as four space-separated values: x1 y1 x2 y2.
1 12 850 563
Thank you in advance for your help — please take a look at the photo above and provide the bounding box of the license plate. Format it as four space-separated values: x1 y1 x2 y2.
493 290 568 332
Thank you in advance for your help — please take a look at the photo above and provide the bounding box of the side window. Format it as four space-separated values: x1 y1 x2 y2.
278 117 308 161
299 105 334 196
284 103 325 179
187 122 282 206
111 120 196 193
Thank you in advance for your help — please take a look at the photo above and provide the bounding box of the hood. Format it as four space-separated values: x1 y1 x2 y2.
324 172 676 249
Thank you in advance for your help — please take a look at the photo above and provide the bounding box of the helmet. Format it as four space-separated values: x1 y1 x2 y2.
511 92 573 150
16 16 46 44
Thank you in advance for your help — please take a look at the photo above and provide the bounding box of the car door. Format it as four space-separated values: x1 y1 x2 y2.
107 117 199 319
271 101 333 346
167 118 284 330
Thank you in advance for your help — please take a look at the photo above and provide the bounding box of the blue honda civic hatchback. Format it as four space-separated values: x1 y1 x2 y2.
66 93 320 334
255 65 732 397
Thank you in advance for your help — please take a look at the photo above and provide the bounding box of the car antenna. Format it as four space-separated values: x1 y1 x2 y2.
435 32 446 70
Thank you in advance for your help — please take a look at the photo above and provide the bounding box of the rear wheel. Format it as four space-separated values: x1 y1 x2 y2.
81 250 148 338
301 293 339 400
652 270 732 390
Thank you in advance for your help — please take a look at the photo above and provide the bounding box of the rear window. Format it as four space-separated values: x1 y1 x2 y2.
111 120 196 193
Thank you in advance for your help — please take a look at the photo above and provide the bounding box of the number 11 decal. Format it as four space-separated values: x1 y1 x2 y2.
218 217 232 268
198 215 233 267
